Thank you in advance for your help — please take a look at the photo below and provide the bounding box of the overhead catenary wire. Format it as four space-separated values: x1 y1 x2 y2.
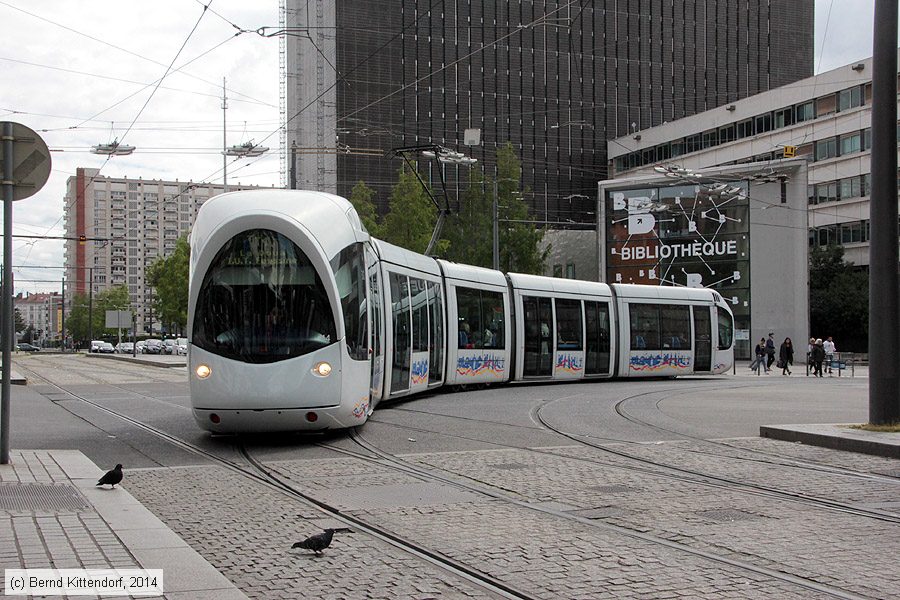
16 1 218 266
0 0 271 108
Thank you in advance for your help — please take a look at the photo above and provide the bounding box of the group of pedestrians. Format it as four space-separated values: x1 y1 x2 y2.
750 333 836 377
751 333 785 375
808 336 836 377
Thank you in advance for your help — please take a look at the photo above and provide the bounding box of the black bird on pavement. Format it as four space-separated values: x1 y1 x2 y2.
291 528 351 554
96 464 123 488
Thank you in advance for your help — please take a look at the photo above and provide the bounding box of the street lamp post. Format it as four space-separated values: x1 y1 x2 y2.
87 266 93 346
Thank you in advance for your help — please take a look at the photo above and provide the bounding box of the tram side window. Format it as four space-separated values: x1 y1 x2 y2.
410 278 429 353
660 305 691 349
456 287 505 350
482 290 505 349
717 306 734 350
629 303 660 350
330 243 368 361
555 299 582 350
456 288 481 349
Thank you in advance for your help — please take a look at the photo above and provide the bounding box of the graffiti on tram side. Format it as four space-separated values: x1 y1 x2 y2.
352 399 369 418
457 354 505 377
629 352 692 372
555 353 584 374
410 359 430 385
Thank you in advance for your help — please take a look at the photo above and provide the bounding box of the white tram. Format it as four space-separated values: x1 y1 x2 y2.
188 190 734 433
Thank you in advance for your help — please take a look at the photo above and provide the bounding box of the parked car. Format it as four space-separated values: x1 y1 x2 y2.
90 340 105 353
143 339 162 354
99 342 115 354
15 343 40 352
135 340 147 354
115 342 135 354
161 339 177 355
175 337 188 356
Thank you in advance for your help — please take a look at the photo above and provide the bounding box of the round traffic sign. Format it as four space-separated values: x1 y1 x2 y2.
1 122 51 201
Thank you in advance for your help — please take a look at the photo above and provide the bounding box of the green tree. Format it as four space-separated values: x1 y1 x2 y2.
146 236 190 335
13 308 25 333
496 143 548 274
349 180 380 236
66 285 131 344
809 244 869 351
443 167 493 267
380 163 440 254
66 293 91 342
443 144 548 273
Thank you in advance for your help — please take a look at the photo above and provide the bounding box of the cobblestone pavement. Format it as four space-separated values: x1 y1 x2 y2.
13 354 898 598
125 465 492 600
124 439 900 599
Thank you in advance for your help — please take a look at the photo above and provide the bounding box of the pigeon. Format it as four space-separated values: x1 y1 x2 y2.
291 528 351 554
96 464 123 488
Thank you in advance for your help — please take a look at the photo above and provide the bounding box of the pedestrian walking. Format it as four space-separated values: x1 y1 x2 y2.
765 332 776 371
811 338 825 377
778 337 794 375
823 336 836 375
752 337 768 374
806 337 815 376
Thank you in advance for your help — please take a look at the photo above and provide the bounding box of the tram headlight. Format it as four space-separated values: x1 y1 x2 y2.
195 364 212 379
312 361 332 377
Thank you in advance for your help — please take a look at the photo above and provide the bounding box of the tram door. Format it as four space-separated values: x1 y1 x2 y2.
389 273 411 394
523 296 553 377
693 306 712 372
366 246 384 403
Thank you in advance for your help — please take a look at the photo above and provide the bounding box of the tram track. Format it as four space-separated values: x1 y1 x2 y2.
403 379 898 485
367 387 900 525
610 383 900 484
19 366 543 600
15 357 892 598
283 427 871 600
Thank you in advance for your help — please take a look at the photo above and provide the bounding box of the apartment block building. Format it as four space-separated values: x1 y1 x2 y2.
63 168 260 333
14 292 62 342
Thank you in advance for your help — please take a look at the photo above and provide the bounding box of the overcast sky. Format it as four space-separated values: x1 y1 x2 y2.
0 0 880 294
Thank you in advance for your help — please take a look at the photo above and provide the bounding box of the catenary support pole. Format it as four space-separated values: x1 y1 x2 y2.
1 122 13 463
868 0 900 425
493 176 500 271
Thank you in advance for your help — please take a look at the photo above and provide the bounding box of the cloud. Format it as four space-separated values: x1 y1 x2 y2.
1 0 279 293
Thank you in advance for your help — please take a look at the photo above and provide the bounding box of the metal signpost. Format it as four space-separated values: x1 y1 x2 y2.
1 122 51 464
105 310 133 351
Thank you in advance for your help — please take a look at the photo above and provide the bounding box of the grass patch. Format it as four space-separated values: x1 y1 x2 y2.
848 423 900 433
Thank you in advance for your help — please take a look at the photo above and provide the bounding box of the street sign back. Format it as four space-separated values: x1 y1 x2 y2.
0 122 51 201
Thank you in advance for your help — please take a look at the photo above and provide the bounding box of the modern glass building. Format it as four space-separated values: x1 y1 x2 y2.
283 0 813 223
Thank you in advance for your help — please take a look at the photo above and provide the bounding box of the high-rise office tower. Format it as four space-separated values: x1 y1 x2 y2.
283 1 813 222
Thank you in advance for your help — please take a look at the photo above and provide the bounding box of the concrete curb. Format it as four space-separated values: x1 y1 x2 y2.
760 423 900 458
84 353 186 369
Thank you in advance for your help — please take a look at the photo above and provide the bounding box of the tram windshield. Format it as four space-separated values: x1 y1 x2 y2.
192 229 337 363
